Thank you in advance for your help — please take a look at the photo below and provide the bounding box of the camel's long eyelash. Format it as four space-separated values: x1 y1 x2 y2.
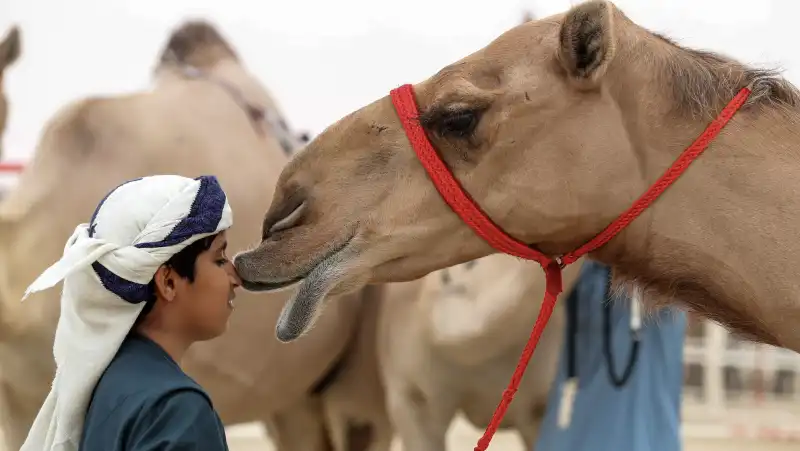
419 97 491 128
419 108 445 129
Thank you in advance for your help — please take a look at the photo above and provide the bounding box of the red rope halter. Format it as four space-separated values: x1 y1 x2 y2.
389 83 752 450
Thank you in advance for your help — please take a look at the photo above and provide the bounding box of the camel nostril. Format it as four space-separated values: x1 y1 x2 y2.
268 201 306 236
261 188 308 239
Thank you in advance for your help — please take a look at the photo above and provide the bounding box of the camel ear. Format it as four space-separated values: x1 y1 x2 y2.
0 26 20 69
557 1 616 87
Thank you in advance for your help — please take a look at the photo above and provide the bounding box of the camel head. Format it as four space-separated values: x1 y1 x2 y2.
156 19 239 72
0 25 21 157
154 19 308 156
234 0 799 342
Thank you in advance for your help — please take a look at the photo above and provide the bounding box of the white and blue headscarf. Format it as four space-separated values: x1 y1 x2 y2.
20 174 233 451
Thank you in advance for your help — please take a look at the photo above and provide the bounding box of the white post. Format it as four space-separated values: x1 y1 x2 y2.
794 352 800 401
703 320 727 415
795 355 800 402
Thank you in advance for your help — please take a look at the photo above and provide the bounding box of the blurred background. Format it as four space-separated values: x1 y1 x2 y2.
0 0 791 162
0 0 798 450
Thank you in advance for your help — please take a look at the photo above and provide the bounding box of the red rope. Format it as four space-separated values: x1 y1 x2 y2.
0 162 25 172
389 87 553 266
559 85 752 266
389 83 751 450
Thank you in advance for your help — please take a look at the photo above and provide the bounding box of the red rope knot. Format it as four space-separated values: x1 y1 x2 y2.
501 386 518 402
544 260 564 298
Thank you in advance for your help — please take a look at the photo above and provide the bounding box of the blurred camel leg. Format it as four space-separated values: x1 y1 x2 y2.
0 380 41 451
263 396 331 451
321 285 393 451
386 379 457 451
516 402 548 451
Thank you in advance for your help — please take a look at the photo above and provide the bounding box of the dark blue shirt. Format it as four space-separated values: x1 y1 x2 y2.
79 333 229 450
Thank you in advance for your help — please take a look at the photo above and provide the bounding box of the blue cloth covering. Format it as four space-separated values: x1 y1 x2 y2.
534 260 686 451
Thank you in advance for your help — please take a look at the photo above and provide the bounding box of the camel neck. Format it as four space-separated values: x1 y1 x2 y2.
593 107 800 352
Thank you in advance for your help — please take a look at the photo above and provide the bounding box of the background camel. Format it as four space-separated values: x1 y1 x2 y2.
0 25 21 158
378 254 582 451
0 19 383 451
233 0 800 353
319 283 393 451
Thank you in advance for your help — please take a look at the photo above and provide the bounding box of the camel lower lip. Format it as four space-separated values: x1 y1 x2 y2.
240 277 303 292
234 234 355 292
238 231 356 294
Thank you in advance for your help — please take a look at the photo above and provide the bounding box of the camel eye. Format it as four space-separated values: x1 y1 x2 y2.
438 110 479 138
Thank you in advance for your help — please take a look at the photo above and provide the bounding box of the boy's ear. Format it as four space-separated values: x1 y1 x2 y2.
153 265 177 302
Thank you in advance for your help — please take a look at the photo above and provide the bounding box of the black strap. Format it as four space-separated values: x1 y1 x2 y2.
565 267 640 388
566 284 579 380
602 270 640 388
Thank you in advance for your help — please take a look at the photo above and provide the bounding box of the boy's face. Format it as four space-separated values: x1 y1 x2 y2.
173 231 242 340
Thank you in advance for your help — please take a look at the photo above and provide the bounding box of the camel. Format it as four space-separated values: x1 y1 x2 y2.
0 25 21 157
319 283 393 451
0 20 386 451
378 253 582 451
233 0 800 354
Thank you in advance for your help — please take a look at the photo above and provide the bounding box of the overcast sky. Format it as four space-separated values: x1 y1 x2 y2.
0 0 792 162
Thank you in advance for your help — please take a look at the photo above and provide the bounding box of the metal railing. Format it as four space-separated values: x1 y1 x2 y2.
682 314 800 441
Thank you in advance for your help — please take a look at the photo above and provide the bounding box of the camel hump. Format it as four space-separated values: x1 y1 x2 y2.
0 96 106 223
158 20 238 70
37 97 107 156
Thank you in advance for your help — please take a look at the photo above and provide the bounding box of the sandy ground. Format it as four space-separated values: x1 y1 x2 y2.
224 415 800 451
1 412 794 450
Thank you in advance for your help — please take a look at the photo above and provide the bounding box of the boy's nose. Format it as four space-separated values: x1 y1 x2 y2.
228 263 243 287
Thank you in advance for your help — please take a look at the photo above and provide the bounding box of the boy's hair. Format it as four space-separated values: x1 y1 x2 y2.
134 233 218 325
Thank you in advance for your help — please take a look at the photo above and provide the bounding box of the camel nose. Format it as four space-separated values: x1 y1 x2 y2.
261 192 307 240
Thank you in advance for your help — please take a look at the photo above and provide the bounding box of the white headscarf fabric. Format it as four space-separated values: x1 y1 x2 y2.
19 174 233 451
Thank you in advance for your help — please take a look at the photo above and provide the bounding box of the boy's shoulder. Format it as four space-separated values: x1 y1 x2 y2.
97 333 207 400
80 335 225 450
